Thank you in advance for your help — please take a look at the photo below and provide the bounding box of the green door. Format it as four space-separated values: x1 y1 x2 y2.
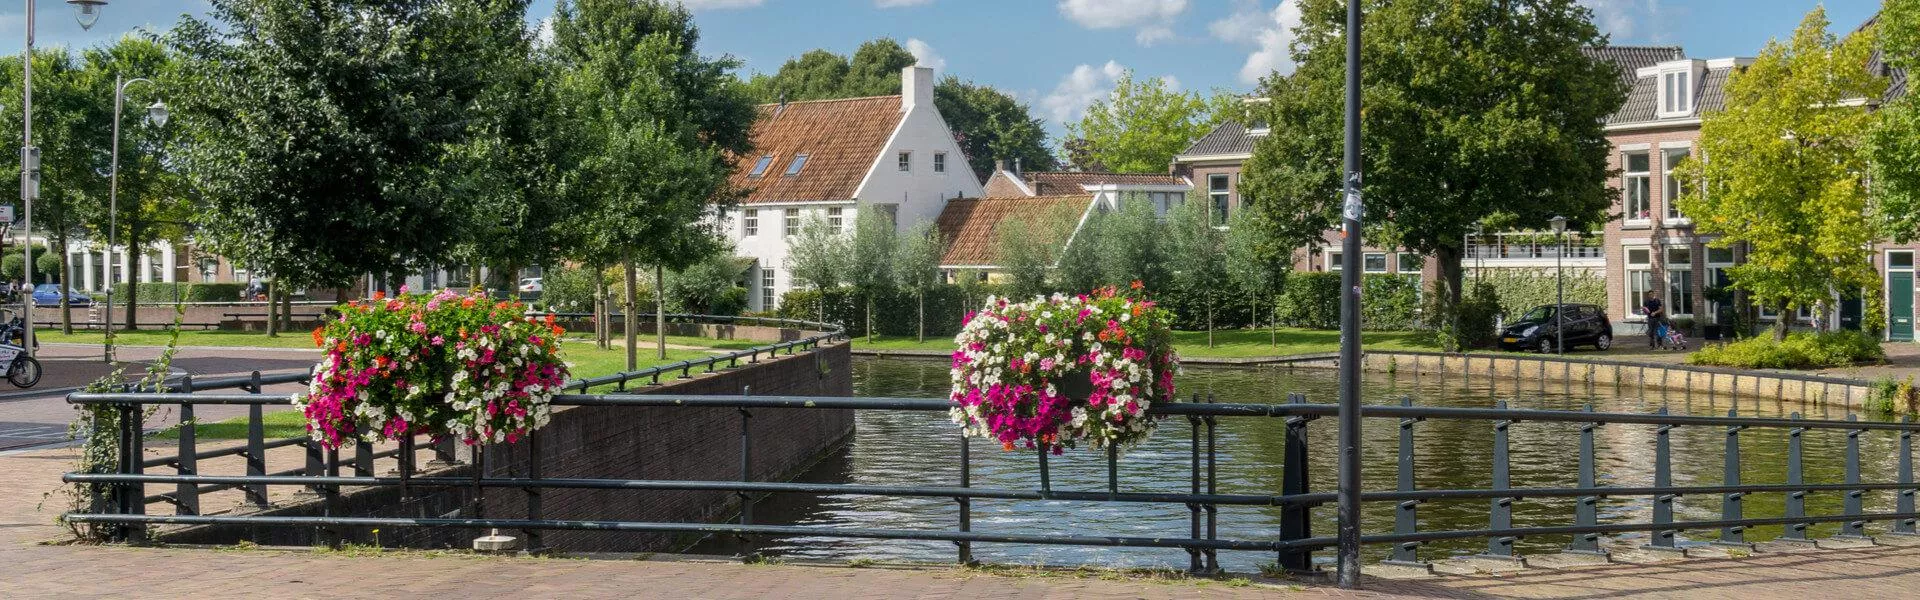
1892 271 1915 342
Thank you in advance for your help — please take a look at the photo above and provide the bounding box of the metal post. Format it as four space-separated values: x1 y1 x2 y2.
1334 0 1365 587
175 376 198 516
1556 231 1564 354
1717 409 1748 547
1569 404 1604 555
1278 393 1314 573
1838 416 1870 539
738 387 754 533
1204 393 1219 573
1647 408 1678 550
354 440 373 477
1481 400 1516 559
19 0 35 357
1894 419 1917 536
1783 413 1810 542
1187 401 1202 573
321 447 340 549
106 76 157 360
957 433 973 565
1386 397 1425 566
523 429 545 554
245 385 268 508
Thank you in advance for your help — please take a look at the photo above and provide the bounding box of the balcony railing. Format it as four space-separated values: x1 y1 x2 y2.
1465 232 1604 261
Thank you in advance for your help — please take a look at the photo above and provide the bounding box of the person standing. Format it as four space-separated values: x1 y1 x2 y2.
1642 292 1666 349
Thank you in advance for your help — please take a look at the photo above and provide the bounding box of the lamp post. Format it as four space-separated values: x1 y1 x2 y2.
19 1 113 357
1334 0 1364 588
1551 216 1567 355
102 74 166 362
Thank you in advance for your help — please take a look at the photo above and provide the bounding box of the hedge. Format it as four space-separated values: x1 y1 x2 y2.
109 282 250 303
1275 272 1422 331
1688 330 1885 369
1471 268 1608 320
776 284 999 338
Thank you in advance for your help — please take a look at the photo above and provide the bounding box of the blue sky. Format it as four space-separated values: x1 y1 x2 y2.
0 0 1885 133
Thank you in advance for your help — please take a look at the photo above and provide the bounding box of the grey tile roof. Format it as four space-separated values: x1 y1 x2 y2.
1176 121 1254 159
1583 46 1685 88
1608 66 1734 126
1862 13 1909 103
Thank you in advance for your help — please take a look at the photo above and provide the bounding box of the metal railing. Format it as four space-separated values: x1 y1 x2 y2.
1465 231 1604 261
60 388 1920 575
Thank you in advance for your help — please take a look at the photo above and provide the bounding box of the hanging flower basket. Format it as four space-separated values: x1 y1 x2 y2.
295 288 570 449
949 284 1180 453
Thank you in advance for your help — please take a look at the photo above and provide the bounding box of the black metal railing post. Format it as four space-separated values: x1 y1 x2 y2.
175 375 199 516
1838 415 1870 540
1717 409 1749 547
322 447 341 549
114 403 138 543
1569 404 1605 556
524 429 546 554
1386 396 1425 566
354 440 374 477
1480 400 1517 559
1277 393 1313 573
737 386 754 545
1647 407 1679 551
1187 395 1202 574
957 432 973 566
1896 417 1918 537
1783 413 1811 542
303 437 325 496
245 371 269 509
1204 393 1219 573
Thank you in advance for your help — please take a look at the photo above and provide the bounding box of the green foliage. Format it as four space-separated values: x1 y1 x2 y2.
893 222 946 341
1688 330 1886 369
1274 272 1423 332
1096 199 1174 292
775 284 977 338
1868 375 1918 415
848 210 897 298
660 249 751 315
746 39 914 101
0 246 55 282
540 264 598 313
1064 70 1215 174
788 216 851 291
1472 269 1608 320
1361 276 1423 331
1675 7 1883 339
935 76 1060 181
1243 0 1624 308
1163 198 1235 331
109 283 249 303
1275 272 1341 329
994 214 1055 301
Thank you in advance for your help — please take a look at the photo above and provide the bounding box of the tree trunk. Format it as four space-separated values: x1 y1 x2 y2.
592 265 608 350
1207 299 1214 348
1434 245 1466 351
916 290 925 343
623 259 637 371
1774 301 1791 342
280 284 292 331
266 279 280 338
55 243 72 335
655 264 666 361
866 294 875 343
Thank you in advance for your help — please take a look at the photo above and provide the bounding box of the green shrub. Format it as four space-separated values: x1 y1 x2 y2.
1688 330 1886 369
109 283 250 303
779 284 989 338
1424 280 1501 350
1361 275 1422 331
1276 272 1422 331
1868 376 1917 415
1474 268 1608 320
0 245 56 282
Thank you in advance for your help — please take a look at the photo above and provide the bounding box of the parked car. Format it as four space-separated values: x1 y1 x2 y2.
31 283 92 307
1498 303 1613 353
518 277 543 294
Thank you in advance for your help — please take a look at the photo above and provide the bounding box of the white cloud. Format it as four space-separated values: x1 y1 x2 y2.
1043 60 1128 124
676 0 766 9
876 0 934 7
1579 0 1672 41
1058 0 1187 46
1159 75 1181 91
905 38 945 73
533 17 554 48
1211 0 1303 84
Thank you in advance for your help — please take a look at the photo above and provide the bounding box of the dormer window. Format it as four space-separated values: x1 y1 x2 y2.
1660 70 1692 116
748 154 775 178
784 154 809 176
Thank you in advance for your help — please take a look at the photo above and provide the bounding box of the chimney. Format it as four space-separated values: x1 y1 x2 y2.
902 66 934 110
994 159 1006 174
1012 157 1022 178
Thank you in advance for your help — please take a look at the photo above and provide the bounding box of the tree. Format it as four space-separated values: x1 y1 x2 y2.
847 210 896 341
994 216 1052 301
787 216 850 323
169 0 523 296
1096 199 1173 293
0 47 98 334
1675 7 1883 340
662 246 750 315
1167 198 1231 346
1224 208 1291 346
1064 70 1213 174
1241 0 1624 349
77 36 191 333
935 77 1059 181
1050 209 1106 294
893 222 943 342
547 0 757 366
746 39 913 101
1870 0 1920 243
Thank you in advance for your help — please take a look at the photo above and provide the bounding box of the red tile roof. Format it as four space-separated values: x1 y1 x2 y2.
730 96 905 204
1024 171 1187 195
935 195 1092 267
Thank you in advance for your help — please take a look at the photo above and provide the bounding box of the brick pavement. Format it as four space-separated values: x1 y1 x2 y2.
10 445 1920 599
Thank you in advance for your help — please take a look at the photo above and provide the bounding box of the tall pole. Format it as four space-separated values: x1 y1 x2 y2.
1556 232 1565 354
106 74 120 362
19 0 34 357
1335 0 1365 589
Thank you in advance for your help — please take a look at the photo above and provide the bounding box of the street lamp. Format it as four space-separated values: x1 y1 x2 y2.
1550 216 1568 355
102 75 164 362
21 1 116 357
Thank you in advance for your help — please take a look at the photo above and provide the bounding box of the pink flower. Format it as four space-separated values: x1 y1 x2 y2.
410 321 428 334
431 335 445 346
398 284 411 294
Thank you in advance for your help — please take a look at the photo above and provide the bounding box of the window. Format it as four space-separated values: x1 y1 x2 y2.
1363 253 1388 273
1326 251 1343 271
760 268 776 311
1624 152 1651 222
1666 247 1693 317
827 207 843 232
199 258 219 284
1707 246 1736 324
898 151 911 172
748 154 775 178
1627 247 1653 317
1662 71 1692 115
1893 250 1916 271
1208 174 1232 225
784 208 799 237
1663 148 1690 221
784 154 809 176
933 152 946 173
1397 253 1422 273
742 209 758 237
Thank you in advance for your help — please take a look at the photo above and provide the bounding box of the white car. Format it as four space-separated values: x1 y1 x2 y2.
518 277 543 294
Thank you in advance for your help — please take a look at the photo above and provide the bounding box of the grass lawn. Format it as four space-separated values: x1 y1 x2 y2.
40 328 769 353
855 327 1441 358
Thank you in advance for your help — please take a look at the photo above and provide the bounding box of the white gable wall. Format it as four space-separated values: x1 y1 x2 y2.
852 67 985 233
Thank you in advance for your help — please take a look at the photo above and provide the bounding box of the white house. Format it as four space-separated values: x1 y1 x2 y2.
719 66 983 311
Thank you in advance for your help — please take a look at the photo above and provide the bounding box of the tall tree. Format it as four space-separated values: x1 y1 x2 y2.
994 216 1052 301
1096 198 1173 293
894 222 943 342
1241 0 1624 340
1675 7 1883 340
1064 70 1213 174
168 0 521 294
0 48 98 334
1870 0 1920 242
78 36 190 332
934 77 1058 181
1224 207 1290 346
1166 197 1230 346
787 216 850 323
847 210 896 341
1049 208 1105 294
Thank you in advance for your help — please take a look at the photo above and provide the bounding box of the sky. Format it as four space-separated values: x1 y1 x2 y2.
0 0 1886 135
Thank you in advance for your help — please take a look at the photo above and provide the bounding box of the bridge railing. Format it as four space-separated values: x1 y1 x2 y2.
58 387 1920 576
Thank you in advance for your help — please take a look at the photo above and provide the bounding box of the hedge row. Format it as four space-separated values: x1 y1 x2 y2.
776 284 1000 338
109 283 251 303
1274 272 1424 331
1471 268 1608 319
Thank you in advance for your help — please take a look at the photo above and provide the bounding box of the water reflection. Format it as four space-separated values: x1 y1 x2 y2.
691 357 1901 571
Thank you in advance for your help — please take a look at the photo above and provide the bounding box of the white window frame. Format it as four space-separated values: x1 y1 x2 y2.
1663 148 1690 223
1396 253 1422 274
1363 252 1388 273
760 268 776 311
1626 246 1653 320
933 152 946 173
1660 70 1692 116
897 151 911 172
1666 247 1693 318
1624 152 1651 225
1706 246 1736 324
827 207 843 232
783 208 800 237
742 208 758 237
1326 251 1343 271
1208 174 1231 225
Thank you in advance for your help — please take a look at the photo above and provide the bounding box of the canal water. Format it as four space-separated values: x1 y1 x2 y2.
691 356 1904 571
